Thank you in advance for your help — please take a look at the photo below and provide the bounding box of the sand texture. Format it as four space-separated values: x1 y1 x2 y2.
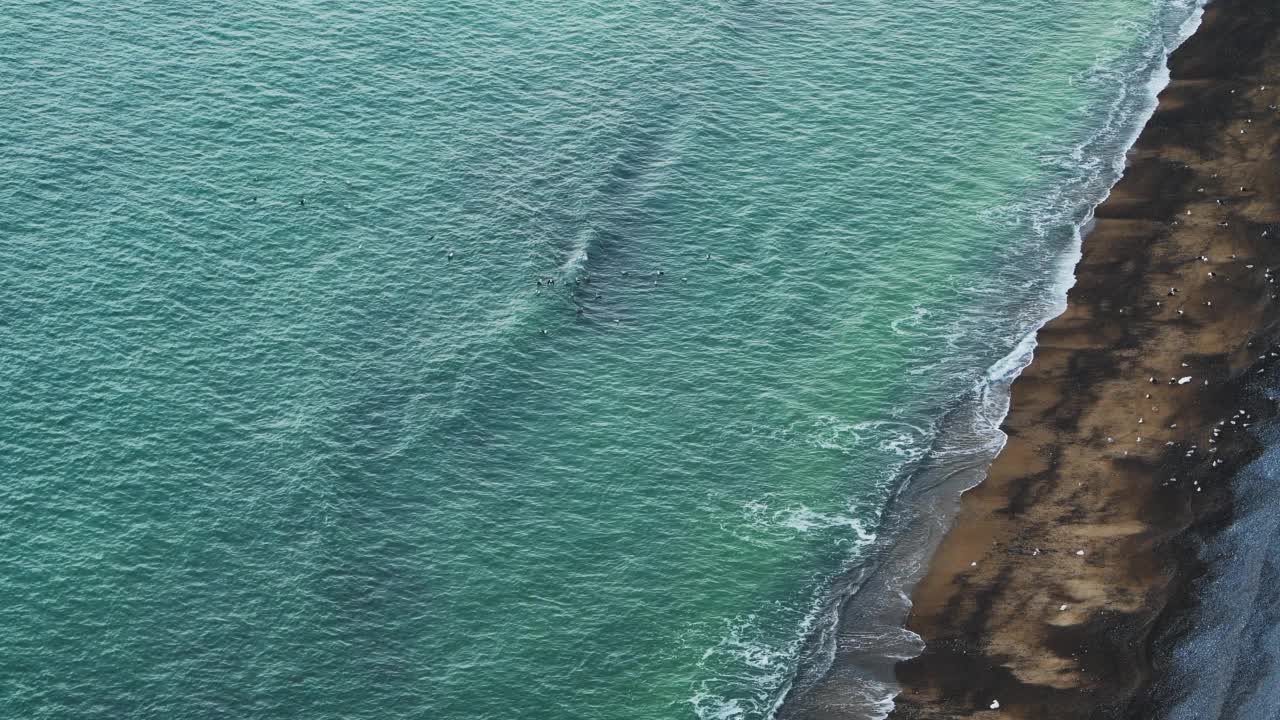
887 1 1280 718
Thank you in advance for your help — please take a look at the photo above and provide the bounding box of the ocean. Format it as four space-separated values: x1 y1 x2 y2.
0 1 1206 718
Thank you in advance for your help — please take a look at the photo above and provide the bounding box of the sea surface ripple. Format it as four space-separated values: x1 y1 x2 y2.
0 1 1202 718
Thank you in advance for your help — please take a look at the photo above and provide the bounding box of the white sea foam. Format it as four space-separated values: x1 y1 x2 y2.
772 507 878 540
689 691 747 720
888 305 930 337
691 514 885 720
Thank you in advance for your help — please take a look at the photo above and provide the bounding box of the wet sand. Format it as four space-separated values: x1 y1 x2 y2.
783 0 1280 717
884 1 1280 717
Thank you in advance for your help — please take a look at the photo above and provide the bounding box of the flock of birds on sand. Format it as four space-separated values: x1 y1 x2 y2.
967 87 1278 692
962 85 1274 712
1114 185 1277 477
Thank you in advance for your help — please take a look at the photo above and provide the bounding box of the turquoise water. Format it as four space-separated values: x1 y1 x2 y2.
1 1 1201 718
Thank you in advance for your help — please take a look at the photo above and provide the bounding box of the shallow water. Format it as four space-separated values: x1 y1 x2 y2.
0 1 1205 718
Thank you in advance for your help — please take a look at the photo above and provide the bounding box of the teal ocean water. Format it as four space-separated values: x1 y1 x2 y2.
2 1 1204 718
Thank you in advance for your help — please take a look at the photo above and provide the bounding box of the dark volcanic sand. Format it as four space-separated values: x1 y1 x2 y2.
790 0 1280 717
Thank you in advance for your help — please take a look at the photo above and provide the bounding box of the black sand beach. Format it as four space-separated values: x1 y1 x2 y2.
785 0 1280 717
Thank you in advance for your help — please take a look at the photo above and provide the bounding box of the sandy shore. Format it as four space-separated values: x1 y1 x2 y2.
886 1 1280 717
784 0 1280 717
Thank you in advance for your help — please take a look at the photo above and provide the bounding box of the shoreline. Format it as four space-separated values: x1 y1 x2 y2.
893 0 1280 716
781 0 1280 717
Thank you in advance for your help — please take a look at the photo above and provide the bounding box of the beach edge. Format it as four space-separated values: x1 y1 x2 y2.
889 0 1280 717
783 0 1280 717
